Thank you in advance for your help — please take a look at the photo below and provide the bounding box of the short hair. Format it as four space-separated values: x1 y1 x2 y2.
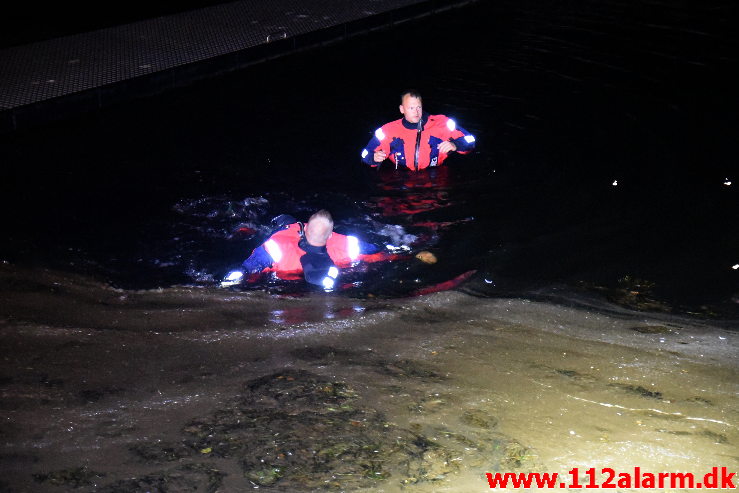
306 210 334 245
309 209 334 228
400 89 422 103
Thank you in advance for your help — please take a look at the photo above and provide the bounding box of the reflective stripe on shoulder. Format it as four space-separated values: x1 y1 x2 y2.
375 128 386 141
264 239 283 263
446 119 456 131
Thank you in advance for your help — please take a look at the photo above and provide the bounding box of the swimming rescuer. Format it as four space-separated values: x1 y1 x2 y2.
222 210 391 290
361 89 476 171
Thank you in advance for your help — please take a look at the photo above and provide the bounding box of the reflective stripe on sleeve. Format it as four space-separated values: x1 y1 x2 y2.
264 239 283 263
346 236 360 260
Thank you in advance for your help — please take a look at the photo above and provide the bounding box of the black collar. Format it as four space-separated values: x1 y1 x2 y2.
402 114 428 130
298 236 328 255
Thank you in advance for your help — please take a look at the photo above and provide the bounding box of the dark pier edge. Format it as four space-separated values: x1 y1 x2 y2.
0 0 477 135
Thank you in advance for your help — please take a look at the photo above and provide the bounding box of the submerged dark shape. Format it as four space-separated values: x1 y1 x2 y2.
609 383 664 400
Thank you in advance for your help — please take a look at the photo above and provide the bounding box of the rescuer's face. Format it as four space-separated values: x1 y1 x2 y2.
399 96 423 124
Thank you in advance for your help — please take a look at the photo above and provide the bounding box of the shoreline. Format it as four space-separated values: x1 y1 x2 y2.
1 264 737 491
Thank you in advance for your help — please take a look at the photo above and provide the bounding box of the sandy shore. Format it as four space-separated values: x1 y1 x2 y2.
1 264 737 492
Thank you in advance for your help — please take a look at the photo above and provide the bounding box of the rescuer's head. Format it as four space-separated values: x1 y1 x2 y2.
304 209 334 247
399 90 423 124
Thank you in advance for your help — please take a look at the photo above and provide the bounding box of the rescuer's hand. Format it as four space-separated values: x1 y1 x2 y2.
437 141 457 154
374 150 388 162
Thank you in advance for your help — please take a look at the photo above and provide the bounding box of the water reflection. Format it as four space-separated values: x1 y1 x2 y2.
368 166 455 219
268 304 365 325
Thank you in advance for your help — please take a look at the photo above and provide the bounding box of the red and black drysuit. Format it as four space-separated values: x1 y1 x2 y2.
241 220 388 287
361 114 476 170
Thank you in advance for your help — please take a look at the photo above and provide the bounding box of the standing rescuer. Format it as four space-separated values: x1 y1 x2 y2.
361 89 476 171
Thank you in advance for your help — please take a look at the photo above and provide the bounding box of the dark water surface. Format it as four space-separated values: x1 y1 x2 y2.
2 0 738 310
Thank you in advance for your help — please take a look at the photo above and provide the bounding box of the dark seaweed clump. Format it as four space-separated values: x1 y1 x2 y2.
34 369 535 491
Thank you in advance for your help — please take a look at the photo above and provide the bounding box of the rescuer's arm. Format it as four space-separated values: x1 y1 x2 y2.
221 244 274 287
373 149 388 162
361 128 391 166
241 245 274 273
339 233 383 256
448 124 476 154
358 238 381 255
437 117 476 155
300 253 339 289
437 140 458 154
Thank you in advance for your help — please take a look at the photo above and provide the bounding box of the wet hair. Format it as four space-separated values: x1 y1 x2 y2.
400 89 422 103
306 209 334 245
308 209 334 228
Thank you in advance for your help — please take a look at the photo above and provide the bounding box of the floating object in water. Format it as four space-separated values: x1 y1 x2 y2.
612 180 618 186
724 178 732 186
411 270 477 296
732 264 739 270
415 251 437 264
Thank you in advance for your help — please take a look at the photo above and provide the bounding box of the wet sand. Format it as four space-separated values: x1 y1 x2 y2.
1 263 737 492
